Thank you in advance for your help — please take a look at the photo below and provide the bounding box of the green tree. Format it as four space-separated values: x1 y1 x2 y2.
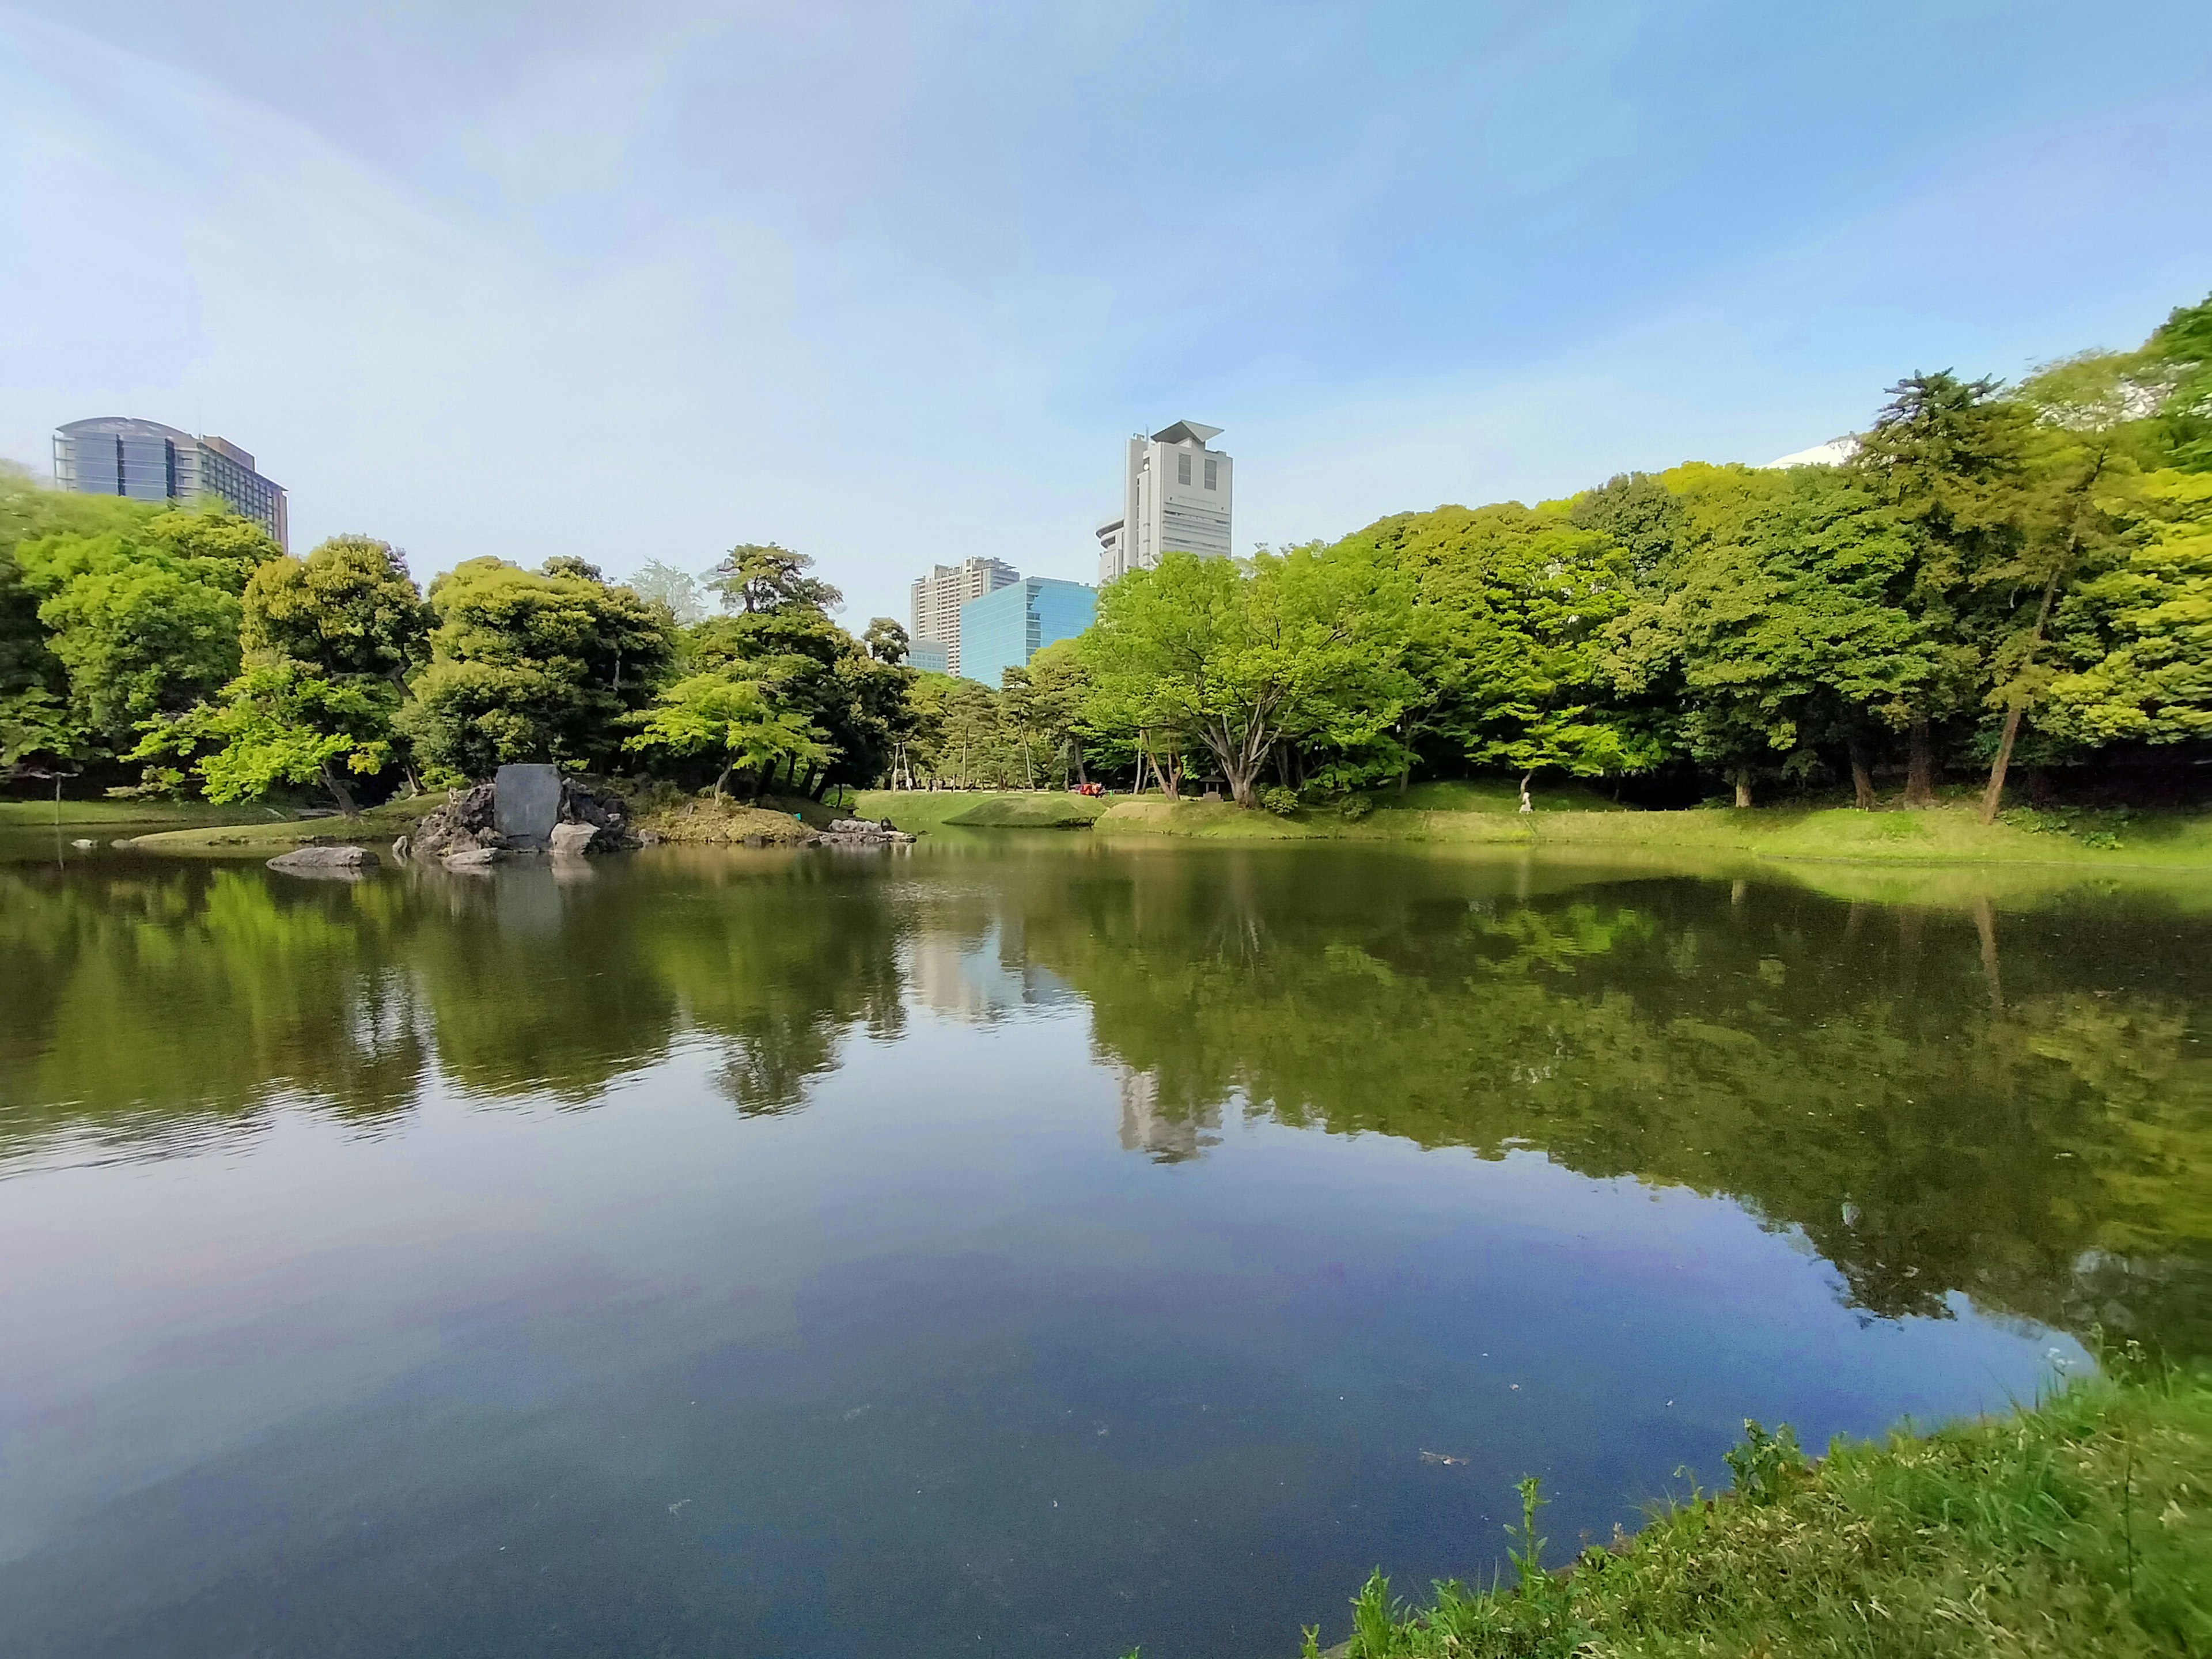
2141 292 2212 471
1972 360 2144 820
1023 637 1096 785
1085 547 1414 807
1849 371 2037 804
2036 469 2212 750
705 543 843 615
1607 465 1929 807
626 669 837 800
399 558 673 779
15 518 268 757
1350 501 1657 794
132 658 396 813
242 535 427 683
862 617 910 664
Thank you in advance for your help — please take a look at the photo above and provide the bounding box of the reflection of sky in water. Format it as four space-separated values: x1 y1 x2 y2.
0 842 2195 1659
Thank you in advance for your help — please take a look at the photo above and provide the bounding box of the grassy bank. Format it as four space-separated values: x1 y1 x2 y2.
1300 1366 2210 1659
854 790 1110 830
863 785 2212 869
0 797 275 831
632 791 838 845
117 797 437 856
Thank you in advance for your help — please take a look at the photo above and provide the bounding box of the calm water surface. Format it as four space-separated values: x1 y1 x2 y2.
2 832 2206 1658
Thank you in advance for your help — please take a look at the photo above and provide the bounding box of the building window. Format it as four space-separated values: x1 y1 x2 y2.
1178 452 1192 486
1205 457 1217 490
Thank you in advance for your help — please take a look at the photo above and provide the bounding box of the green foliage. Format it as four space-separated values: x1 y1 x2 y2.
1086 546 1415 806
132 657 396 812
1722 1418 1809 1505
399 557 673 779
16 520 263 755
862 616 910 664
242 536 427 681
626 669 837 798
2038 468 2212 746
1260 785 1299 815
705 543 843 615
1605 464 1930 797
1322 1372 2211 1659
1351 502 1657 783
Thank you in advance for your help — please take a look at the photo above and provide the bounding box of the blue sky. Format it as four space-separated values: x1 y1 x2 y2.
3 1 2207 626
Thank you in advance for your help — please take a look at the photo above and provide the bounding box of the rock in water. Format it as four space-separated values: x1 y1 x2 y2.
443 846 505 870
813 819 917 848
268 844 379 877
548 821 607 856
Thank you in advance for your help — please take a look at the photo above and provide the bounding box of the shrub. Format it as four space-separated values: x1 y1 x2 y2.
1260 785 1300 816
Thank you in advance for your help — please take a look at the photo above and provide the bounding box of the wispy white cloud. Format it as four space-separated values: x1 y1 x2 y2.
2 1 2206 624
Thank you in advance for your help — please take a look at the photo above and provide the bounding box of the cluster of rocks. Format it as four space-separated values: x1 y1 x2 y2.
811 817 916 849
394 777 642 872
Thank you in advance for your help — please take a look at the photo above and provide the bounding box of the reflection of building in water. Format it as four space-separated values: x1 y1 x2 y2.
906 925 1073 1022
1114 1066 1219 1163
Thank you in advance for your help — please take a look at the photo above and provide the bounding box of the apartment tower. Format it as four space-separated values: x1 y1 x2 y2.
910 556 1020 677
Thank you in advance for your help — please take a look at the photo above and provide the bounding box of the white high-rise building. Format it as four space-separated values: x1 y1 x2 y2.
1096 421 1233 582
910 556 1020 677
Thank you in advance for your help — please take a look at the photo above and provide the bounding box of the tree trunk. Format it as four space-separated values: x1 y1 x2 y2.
1846 734 1876 810
1071 737 1088 788
1518 772 1533 813
713 760 732 802
1903 718 1936 808
319 759 359 817
1275 742 1295 792
1979 704 2027 825
1732 767 1753 809
1980 567 2064 825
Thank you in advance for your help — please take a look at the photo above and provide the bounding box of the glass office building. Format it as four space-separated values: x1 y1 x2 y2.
957 578 1097 688
52 418 289 549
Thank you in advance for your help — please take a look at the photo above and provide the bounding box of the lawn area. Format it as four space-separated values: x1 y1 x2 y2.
855 790 1111 830
789 786 2212 869
0 797 277 830
117 796 438 856
1301 1365 2211 1659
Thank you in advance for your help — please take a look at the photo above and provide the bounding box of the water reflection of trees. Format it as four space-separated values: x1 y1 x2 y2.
6 846 2205 1353
0 853 909 1148
1005 852 2212 1354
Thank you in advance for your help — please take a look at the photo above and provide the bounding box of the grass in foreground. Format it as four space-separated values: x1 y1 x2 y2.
1300 1366 2210 1659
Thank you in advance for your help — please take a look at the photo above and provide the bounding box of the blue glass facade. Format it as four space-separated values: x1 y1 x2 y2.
908 638 951 676
958 578 1097 688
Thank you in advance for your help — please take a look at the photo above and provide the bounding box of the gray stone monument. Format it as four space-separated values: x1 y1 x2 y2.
493 763 562 851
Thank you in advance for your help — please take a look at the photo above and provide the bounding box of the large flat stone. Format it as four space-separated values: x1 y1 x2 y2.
268 844 379 878
494 763 562 850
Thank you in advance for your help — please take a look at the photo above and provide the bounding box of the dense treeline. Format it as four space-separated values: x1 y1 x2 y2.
1055 291 2212 813
0 494 921 806
3 290 2206 812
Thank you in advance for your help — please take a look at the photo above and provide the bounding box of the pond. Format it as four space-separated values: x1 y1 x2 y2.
1 834 2206 1658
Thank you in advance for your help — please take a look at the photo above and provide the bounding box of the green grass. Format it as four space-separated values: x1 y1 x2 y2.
855 790 1109 831
116 797 437 856
1387 778 1628 815
1304 1365 2211 1659
0 797 276 830
797 786 2212 870
944 793 1112 828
